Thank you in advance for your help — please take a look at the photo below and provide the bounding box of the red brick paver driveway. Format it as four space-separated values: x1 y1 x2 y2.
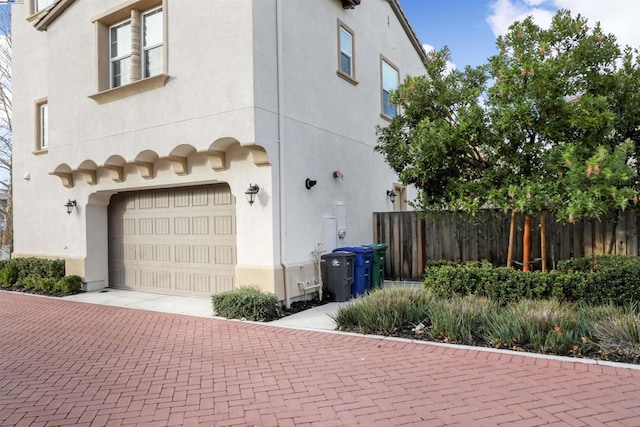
1 292 639 426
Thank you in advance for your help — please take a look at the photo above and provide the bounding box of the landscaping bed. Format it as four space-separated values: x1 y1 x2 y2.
332 256 640 365
0 258 83 296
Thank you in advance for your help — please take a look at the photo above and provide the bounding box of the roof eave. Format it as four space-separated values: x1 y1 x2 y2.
34 0 76 31
387 0 427 63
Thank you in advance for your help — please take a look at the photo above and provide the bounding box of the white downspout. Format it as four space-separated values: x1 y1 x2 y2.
275 0 290 308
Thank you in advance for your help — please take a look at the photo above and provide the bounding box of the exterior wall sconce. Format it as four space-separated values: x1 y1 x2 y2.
65 199 77 215
386 190 397 203
245 184 260 206
305 178 317 190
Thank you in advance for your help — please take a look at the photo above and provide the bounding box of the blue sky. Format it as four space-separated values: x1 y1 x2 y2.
399 0 640 69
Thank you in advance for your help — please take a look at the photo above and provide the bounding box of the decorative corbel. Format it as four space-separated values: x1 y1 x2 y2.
50 171 74 188
103 165 124 183
206 150 227 172
168 155 188 175
135 161 154 179
77 168 97 185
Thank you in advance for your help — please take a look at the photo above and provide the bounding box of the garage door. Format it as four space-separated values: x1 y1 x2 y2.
108 184 236 297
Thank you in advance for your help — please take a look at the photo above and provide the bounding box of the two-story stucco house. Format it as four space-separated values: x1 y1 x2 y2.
12 0 426 305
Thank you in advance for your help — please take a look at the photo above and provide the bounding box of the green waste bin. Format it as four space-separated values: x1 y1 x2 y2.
364 243 388 289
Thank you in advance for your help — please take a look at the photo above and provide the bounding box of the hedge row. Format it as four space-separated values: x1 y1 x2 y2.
0 257 82 295
423 255 640 306
212 286 281 321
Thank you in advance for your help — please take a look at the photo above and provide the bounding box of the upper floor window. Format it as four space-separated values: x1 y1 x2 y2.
143 8 163 78
381 57 399 119
337 20 357 85
34 0 54 13
108 6 163 89
37 100 48 151
90 1 168 103
110 21 132 88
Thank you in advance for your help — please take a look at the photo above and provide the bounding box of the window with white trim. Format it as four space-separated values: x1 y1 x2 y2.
34 0 54 13
338 22 355 80
109 6 163 88
110 21 132 88
381 58 399 119
37 101 48 150
143 8 163 78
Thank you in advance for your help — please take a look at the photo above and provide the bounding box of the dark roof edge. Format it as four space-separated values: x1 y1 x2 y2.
387 0 427 63
34 0 76 31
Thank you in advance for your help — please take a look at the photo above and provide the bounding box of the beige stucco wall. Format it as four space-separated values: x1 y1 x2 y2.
251 0 425 300
12 0 424 300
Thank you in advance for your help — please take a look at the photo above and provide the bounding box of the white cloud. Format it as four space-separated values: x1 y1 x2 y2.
487 0 640 49
486 0 555 37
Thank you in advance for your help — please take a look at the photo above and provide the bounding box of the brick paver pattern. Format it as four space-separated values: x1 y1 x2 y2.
1 292 639 426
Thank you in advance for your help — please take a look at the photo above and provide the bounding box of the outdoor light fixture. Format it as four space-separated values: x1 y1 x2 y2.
387 190 397 203
65 199 77 215
245 184 260 206
305 178 317 190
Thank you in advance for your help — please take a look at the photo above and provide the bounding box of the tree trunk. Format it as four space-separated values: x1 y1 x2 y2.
523 214 532 272
540 210 547 272
607 210 620 254
507 209 516 268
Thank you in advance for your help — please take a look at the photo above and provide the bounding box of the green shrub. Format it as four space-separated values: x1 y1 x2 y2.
55 275 83 295
332 287 432 335
20 276 40 291
0 263 19 287
212 286 281 321
1 258 66 282
558 255 640 305
424 257 639 306
39 278 57 293
423 261 494 297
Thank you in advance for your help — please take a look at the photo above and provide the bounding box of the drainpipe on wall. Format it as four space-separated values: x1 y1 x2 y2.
275 0 290 308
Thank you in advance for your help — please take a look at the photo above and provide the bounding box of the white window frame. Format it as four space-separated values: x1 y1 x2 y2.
37 100 48 151
108 6 163 89
336 20 357 85
109 20 132 89
381 56 399 120
142 7 163 79
33 0 54 13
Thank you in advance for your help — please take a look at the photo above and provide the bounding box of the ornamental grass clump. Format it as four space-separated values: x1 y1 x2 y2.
332 287 432 335
427 295 495 345
485 299 585 355
211 286 281 321
593 310 640 361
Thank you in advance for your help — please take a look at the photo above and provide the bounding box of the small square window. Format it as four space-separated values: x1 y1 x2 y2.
337 20 357 85
381 57 399 119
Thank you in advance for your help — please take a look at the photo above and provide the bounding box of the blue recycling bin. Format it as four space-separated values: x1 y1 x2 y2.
333 246 374 296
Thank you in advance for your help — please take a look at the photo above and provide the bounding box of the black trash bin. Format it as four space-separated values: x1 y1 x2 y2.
321 251 354 302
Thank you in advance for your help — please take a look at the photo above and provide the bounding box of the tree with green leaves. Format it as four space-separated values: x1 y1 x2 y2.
377 10 639 270
376 47 493 214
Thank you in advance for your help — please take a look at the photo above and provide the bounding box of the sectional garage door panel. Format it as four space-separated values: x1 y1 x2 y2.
108 185 236 297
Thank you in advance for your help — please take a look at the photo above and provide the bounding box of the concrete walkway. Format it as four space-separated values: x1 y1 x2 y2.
2 290 640 426
64 288 341 330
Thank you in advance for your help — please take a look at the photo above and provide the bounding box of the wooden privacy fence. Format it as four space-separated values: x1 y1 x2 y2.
373 210 640 282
